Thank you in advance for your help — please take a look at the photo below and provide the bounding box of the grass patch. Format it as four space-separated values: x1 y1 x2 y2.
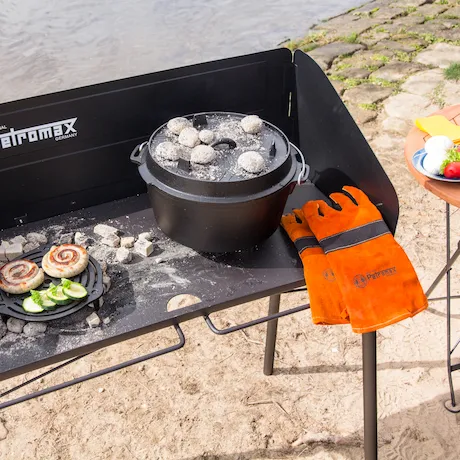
284 31 327 52
368 76 398 88
443 14 460 19
329 75 368 89
344 32 359 43
424 15 436 22
444 62 460 80
395 51 413 62
353 6 379 17
407 30 449 44
303 43 318 52
372 54 390 63
365 64 380 72
406 6 417 14
329 74 346 81
374 26 388 33
335 62 352 71
343 78 367 89
430 83 446 107
418 32 440 43
358 103 378 111
437 0 448 4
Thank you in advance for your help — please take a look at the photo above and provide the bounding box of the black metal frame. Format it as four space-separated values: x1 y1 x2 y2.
425 202 460 413
0 300 311 409
0 324 185 410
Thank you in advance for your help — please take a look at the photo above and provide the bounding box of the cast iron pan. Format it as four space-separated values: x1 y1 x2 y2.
0 245 104 322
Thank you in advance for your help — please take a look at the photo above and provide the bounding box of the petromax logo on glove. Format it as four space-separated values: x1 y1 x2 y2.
323 268 336 282
353 274 368 289
0 118 78 149
354 267 397 288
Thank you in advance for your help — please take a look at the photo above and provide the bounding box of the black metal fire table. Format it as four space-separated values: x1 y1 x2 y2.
0 48 400 460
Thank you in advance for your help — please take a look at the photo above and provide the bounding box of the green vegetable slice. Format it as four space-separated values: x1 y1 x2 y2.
23 296 44 313
61 278 88 300
61 278 73 289
30 290 43 305
37 290 57 310
46 284 71 305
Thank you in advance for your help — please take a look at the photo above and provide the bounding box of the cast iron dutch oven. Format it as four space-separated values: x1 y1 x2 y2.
130 112 309 253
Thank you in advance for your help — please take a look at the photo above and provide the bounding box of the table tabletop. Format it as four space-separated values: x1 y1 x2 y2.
0 183 326 382
404 104 460 208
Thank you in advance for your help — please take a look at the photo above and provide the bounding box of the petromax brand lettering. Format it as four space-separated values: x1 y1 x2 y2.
366 267 397 280
0 118 78 149
353 267 397 289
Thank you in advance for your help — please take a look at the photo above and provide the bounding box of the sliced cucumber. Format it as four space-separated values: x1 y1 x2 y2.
62 282 88 300
23 296 44 313
46 285 71 305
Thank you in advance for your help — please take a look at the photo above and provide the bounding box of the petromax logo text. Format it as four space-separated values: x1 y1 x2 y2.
0 118 78 149
353 267 397 288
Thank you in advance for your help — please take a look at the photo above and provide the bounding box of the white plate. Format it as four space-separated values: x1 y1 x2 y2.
412 148 460 183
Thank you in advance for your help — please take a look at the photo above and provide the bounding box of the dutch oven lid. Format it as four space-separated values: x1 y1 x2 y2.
146 112 291 184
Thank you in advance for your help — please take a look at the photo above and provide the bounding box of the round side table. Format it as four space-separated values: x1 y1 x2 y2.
404 103 460 413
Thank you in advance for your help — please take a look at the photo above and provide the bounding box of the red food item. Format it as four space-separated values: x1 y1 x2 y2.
444 162 460 179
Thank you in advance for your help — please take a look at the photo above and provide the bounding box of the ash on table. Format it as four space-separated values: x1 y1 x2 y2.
0 215 197 340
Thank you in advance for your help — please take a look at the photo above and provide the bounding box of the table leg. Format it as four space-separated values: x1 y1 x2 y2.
263 294 281 376
363 331 378 460
443 203 460 413
425 205 460 299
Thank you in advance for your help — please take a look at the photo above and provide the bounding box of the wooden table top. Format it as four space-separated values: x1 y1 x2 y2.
404 104 460 208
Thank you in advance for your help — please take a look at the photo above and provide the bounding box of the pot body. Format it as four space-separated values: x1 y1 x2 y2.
146 171 295 253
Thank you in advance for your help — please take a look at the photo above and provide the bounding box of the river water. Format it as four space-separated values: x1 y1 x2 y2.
0 0 364 103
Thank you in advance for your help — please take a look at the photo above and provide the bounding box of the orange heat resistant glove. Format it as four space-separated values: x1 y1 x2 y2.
280 209 349 325
302 186 428 334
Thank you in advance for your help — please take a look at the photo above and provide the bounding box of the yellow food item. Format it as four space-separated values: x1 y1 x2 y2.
415 115 460 143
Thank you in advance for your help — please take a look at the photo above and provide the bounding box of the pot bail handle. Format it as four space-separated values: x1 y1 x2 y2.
211 138 237 150
289 142 310 186
130 141 148 165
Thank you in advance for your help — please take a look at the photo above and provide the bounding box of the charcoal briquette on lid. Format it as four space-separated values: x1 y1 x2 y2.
147 112 290 182
167 117 191 135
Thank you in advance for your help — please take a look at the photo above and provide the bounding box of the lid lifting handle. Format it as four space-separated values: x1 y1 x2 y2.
193 114 208 127
211 138 237 150
178 158 191 172
269 140 276 158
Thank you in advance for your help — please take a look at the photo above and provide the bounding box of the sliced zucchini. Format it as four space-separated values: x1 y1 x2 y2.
46 284 71 305
23 296 44 313
37 290 57 311
62 283 88 300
